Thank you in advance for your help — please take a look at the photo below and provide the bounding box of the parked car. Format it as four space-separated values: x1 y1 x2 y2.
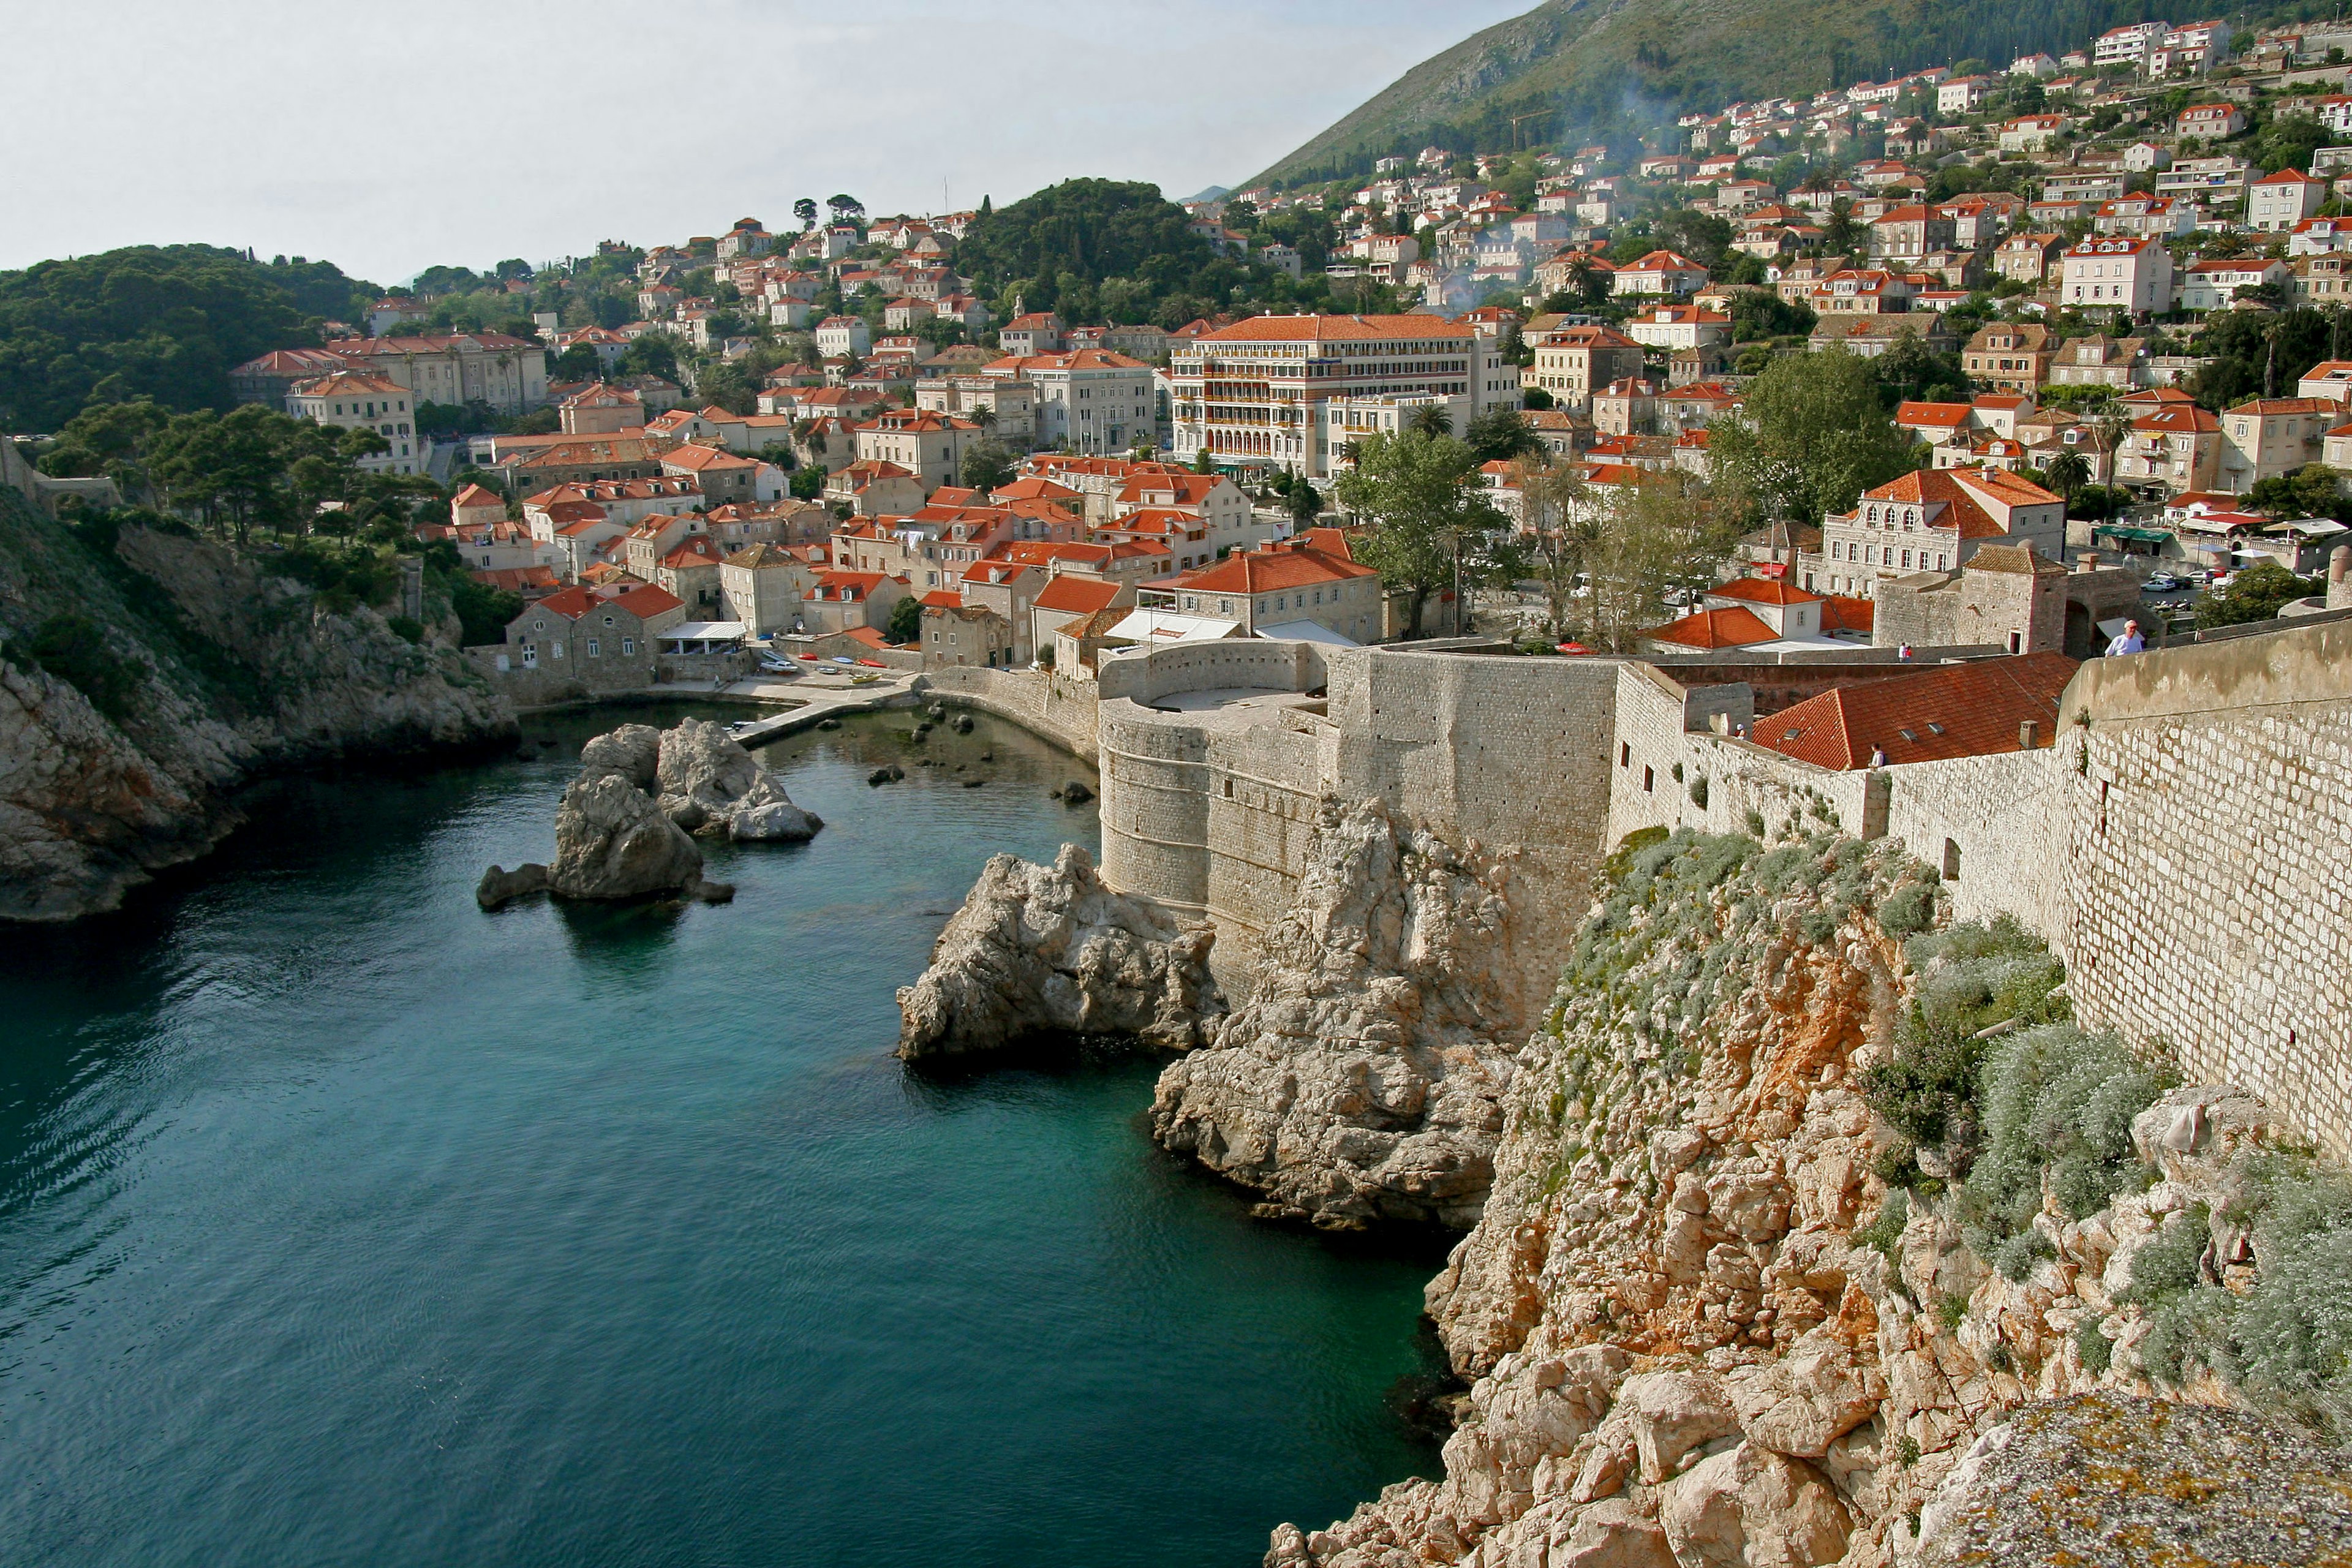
2144 571 2182 592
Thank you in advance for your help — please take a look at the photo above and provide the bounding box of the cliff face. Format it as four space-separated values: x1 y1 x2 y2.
1269 829 2350 1568
0 498 512 921
1152 798 1529 1230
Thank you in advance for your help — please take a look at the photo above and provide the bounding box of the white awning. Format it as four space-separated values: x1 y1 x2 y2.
1106 609 1241 643
660 621 747 641
1253 619 1360 647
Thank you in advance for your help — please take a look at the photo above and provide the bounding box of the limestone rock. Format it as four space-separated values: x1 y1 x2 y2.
896 843 1221 1059
579 723 662 791
1151 797 1526 1229
1548 1498 1675 1568
476 862 549 910
548 773 704 900
1659 1442 1850 1568
1621 1371 1741 1483
1913 1393 2352 1568
652 718 822 840
0 514 510 922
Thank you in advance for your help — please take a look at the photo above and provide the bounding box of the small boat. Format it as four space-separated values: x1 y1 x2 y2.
856 658 888 668
1556 641 1594 655
831 656 856 665
797 654 822 662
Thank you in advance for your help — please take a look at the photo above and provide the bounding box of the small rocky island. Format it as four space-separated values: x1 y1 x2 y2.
895 843 1219 1059
479 717 821 909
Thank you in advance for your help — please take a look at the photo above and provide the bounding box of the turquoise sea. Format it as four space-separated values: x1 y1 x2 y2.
0 707 1444 1567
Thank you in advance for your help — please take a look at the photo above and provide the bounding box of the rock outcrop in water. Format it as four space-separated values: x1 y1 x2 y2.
0 503 512 922
1151 798 1526 1230
1265 827 2351 1568
896 843 1220 1060
484 718 819 907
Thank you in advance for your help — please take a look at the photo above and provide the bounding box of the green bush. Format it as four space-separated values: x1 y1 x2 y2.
385 615 425 644
2 612 144 721
1856 1188 1910 1268
2075 1317 2114 1374
1965 1024 2169 1242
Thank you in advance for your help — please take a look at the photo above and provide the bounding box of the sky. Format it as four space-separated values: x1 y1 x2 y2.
4 0 1534 286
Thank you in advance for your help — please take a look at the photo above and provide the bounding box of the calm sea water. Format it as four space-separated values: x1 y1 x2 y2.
0 706 1444 1568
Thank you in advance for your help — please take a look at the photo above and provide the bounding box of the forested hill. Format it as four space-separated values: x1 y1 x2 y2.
1250 0 2188 189
0 246 374 434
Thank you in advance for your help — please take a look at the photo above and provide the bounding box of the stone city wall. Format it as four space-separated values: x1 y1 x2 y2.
921 666 1099 757
2055 620 2352 1158
1081 628 2352 1158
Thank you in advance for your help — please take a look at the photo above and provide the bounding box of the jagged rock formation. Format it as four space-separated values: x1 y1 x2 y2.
1913 1392 2352 1567
488 717 831 903
0 504 511 921
1151 798 1527 1229
896 843 1220 1060
549 772 709 901
1268 829 2350 1568
652 717 822 842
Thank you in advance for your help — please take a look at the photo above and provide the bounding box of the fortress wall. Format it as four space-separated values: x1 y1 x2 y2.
921 666 1099 756
1097 698 1215 914
1201 714 1331 990
1096 640 1325 707
2054 622 2352 1157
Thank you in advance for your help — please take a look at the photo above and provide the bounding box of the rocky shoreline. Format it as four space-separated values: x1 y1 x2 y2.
896 809 2352 1567
479 717 823 908
1 510 514 922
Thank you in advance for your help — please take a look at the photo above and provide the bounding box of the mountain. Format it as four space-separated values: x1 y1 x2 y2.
1249 0 2176 189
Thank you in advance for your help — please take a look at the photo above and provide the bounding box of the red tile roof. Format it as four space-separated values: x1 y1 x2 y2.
535 582 684 621
1712 577 1822 607
1757 652 2078 771
1032 576 1125 614
1643 606 1777 649
1192 312 1473 344
1171 539 1379 594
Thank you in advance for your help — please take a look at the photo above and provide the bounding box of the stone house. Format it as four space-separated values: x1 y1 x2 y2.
824 459 925 516
497 582 687 679
1870 541 2135 656
799 571 909 636
1962 323 2054 394
2216 398 2335 494
1803 467 2066 597
1521 324 1644 409
717 543 822 635
920 601 1017 668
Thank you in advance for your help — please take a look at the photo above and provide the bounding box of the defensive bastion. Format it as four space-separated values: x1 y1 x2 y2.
1077 625 2352 1161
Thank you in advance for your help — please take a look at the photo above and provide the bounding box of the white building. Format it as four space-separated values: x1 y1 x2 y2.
286 372 423 474
1167 312 1501 477
2060 236 2174 316
814 316 872 359
986 349 1159 455
2250 168 2328 232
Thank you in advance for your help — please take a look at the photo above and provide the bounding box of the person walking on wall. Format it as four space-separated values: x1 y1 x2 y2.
2105 619 2145 656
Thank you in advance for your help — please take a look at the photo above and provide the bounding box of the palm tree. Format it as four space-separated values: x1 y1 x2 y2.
2045 448 2092 514
1409 402 1455 439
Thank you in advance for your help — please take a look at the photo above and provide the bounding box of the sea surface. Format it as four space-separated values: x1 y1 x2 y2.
0 706 1446 1568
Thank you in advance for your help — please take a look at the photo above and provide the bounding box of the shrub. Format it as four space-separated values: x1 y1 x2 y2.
2075 1316 2114 1374
1856 1188 1910 1267
2 612 144 721
385 615 425 644
1688 775 1708 809
1965 1024 2168 1242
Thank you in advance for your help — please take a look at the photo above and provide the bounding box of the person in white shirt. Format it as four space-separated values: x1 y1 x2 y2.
2105 619 2145 656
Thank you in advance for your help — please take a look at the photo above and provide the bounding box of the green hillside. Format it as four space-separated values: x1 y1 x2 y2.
1253 0 2192 188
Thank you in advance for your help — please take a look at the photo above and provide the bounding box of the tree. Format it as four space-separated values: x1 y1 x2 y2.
2188 307 2334 410
960 441 1016 494
614 334 680 384
1706 349 1917 530
2195 560 2321 629
1333 429 1506 638
1821 200 1864 258
1409 402 1455 438
1581 468 1741 651
886 594 924 644
826 194 866 225
794 198 819 230
1872 329 1971 405
790 466 828 501
0 244 375 431
1513 458 1597 639
2043 449 2092 514
1466 407 1542 464
2247 462 2351 522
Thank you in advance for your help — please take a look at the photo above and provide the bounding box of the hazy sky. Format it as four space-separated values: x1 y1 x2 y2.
6 1 1532 285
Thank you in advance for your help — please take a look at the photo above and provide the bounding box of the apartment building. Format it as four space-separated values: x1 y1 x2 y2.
1167 313 1498 477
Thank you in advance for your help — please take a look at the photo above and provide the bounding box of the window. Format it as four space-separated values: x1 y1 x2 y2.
552 641 565 659
622 638 635 655
1619 742 1631 767
1643 766 1654 793
1942 838 1962 880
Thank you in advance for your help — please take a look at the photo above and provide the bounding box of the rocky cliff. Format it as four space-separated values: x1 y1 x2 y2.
897 843 1221 1060
1265 827 2352 1568
1151 798 1528 1231
0 497 512 921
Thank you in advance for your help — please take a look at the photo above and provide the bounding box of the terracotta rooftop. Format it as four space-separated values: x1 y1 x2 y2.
1757 651 2079 771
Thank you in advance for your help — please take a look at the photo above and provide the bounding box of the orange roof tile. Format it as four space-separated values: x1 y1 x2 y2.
1757 652 2078 771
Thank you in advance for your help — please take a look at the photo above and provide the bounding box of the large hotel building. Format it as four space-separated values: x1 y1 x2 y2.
1167 313 1517 478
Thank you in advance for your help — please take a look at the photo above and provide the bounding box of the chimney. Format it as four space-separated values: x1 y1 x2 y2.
2077 551 2099 572
2019 719 2040 748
